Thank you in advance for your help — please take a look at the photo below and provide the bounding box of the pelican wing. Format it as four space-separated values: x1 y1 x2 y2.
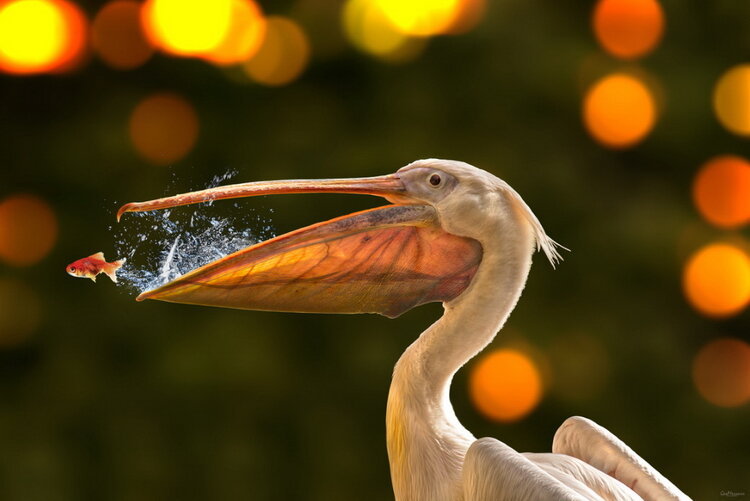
552 417 691 501
463 418 693 501
463 437 592 501
138 204 482 318
463 437 650 501
524 453 642 500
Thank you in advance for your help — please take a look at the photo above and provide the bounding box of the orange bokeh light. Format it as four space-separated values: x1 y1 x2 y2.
0 0 87 74
443 0 486 35
52 0 87 72
692 338 750 408
92 1 154 70
713 64 750 137
592 0 664 60
583 72 657 148
204 0 266 66
693 155 750 229
469 348 543 422
0 194 58 266
129 92 199 166
683 243 750 318
243 16 309 87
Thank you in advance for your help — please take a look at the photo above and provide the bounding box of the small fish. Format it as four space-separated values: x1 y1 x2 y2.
66 252 126 283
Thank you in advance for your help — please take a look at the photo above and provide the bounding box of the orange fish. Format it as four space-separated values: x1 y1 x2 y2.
66 252 126 283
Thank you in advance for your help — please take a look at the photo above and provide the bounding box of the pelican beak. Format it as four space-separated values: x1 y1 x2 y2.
117 173 482 318
117 174 411 221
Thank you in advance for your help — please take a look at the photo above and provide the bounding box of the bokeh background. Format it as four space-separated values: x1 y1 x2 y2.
1 0 750 499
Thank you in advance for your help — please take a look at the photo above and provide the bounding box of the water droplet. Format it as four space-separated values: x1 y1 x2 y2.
112 170 275 294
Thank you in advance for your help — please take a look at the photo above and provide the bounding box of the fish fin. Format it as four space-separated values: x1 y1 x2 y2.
113 258 126 269
90 275 97 283
89 251 105 260
104 263 122 283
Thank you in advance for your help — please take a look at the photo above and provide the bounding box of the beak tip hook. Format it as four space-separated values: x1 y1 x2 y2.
116 204 132 222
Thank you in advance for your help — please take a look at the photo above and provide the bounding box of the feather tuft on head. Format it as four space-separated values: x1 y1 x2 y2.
501 183 568 268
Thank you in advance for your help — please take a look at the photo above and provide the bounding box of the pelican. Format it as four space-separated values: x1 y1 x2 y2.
119 159 689 501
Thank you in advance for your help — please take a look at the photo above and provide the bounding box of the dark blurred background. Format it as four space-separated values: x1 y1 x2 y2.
1 0 749 499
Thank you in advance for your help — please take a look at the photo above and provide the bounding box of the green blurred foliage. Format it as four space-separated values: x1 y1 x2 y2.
2 1 750 500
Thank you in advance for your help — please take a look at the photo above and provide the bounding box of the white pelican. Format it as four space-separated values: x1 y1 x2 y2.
119 159 690 501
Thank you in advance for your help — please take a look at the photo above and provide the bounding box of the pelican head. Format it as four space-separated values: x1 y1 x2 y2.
394 159 562 264
117 159 561 316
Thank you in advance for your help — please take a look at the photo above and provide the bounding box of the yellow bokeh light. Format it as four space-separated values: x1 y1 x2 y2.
243 16 309 87
592 0 664 60
0 194 58 266
713 64 750 137
92 1 154 70
343 0 426 63
129 93 199 166
0 278 41 347
204 0 266 66
692 338 750 408
693 155 750 229
583 72 657 148
377 0 461 37
0 0 65 70
0 0 87 74
141 0 233 57
683 243 750 318
343 0 480 50
469 348 543 422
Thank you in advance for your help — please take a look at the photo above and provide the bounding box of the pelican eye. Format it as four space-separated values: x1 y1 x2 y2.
428 173 442 187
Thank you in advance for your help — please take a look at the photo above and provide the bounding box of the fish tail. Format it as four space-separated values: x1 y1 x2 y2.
105 258 125 284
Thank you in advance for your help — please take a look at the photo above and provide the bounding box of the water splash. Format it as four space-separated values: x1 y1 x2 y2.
111 171 275 295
